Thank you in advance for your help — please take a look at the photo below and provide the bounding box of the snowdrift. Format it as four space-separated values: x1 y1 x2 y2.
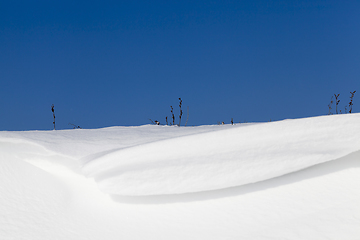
1 114 360 240
81 114 360 195
1 114 359 197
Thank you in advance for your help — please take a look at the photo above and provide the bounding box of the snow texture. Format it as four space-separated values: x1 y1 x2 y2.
82 114 360 195
1 114 360 239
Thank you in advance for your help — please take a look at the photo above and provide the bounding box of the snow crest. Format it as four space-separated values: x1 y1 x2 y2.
82 114 360 196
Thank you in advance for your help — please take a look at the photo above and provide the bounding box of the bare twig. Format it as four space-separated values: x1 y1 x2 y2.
349 91 356 113
171 106 175 125
328 96 333 115
178 98 183 127
68 123 81 129
334 94 340 114
51 104 56 130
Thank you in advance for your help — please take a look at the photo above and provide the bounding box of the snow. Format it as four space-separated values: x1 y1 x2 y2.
82 114 360 195
1 114 360 239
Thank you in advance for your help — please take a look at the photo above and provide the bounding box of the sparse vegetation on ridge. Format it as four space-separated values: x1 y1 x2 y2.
48 91 357 130
328 91 356 115
150 98 185 127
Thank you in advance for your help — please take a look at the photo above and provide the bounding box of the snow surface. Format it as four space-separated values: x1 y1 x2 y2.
1 114 360 239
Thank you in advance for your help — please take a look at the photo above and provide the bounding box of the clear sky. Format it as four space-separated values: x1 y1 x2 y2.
1 0 359 130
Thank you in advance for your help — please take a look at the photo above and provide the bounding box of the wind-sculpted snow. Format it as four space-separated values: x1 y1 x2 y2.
1 114 360 240
0 124 227 174
82 114 360 196
0 124 229 158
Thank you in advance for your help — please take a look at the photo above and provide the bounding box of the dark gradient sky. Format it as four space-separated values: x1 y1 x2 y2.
1 0 359 130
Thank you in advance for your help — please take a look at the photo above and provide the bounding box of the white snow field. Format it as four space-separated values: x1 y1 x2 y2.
1 114 360 239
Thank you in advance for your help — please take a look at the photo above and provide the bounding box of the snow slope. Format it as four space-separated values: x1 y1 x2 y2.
1 114 360 239
82 114 360 195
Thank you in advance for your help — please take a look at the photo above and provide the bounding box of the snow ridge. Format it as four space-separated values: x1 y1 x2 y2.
82 114 360 196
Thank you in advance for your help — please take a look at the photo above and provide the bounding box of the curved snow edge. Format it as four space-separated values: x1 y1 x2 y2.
82 114 360 196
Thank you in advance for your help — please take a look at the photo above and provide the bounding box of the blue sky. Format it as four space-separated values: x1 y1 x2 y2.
1 0 359 130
